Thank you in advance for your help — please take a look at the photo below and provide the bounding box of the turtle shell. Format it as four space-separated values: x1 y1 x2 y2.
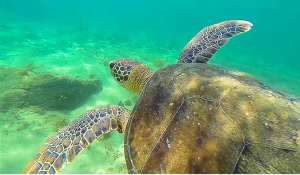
124 63 300 173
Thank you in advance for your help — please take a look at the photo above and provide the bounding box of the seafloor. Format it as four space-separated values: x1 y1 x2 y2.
1 2 300 173
0 21 182 173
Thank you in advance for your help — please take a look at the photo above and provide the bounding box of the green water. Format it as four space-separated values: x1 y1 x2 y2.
0 0 299 174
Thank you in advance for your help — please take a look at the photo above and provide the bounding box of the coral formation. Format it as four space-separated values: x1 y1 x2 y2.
117 99 135 107
117 101 125 107
0 66 102 112
124 100 131 106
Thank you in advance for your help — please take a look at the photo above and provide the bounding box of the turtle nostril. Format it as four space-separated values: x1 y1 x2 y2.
109 61 115 69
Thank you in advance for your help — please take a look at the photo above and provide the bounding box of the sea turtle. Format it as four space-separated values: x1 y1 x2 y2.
22 20 300 174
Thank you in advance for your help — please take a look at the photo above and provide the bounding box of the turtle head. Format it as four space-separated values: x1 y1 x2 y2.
109 59 153 94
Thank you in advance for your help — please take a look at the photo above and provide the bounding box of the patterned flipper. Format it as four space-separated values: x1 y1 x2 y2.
178 20 253 63
22 106 131 174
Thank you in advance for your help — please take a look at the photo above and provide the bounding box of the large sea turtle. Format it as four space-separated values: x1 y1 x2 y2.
22 20 300 174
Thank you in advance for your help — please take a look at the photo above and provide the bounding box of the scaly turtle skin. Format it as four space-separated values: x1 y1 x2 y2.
22 106 131 174
22 20 300 174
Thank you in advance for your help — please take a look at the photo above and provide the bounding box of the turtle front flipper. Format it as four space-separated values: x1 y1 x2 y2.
178 20 253 63
22 105 131 174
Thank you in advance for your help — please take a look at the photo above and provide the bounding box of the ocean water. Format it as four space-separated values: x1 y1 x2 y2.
0 0 299 174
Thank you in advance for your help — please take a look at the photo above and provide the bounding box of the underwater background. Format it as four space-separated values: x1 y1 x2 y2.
0 0 299 173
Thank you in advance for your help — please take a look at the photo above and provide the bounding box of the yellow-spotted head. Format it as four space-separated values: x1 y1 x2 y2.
109 59 153 94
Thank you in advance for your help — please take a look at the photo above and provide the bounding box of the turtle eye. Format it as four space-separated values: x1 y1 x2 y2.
109 61 115 69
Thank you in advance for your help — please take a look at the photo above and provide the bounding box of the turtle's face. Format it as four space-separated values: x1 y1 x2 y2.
108 59 142 87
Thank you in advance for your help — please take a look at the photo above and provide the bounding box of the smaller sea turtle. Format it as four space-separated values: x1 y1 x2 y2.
22 20 300 174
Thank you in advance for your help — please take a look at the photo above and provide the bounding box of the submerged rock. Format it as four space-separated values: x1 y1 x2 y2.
0 66 102 112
